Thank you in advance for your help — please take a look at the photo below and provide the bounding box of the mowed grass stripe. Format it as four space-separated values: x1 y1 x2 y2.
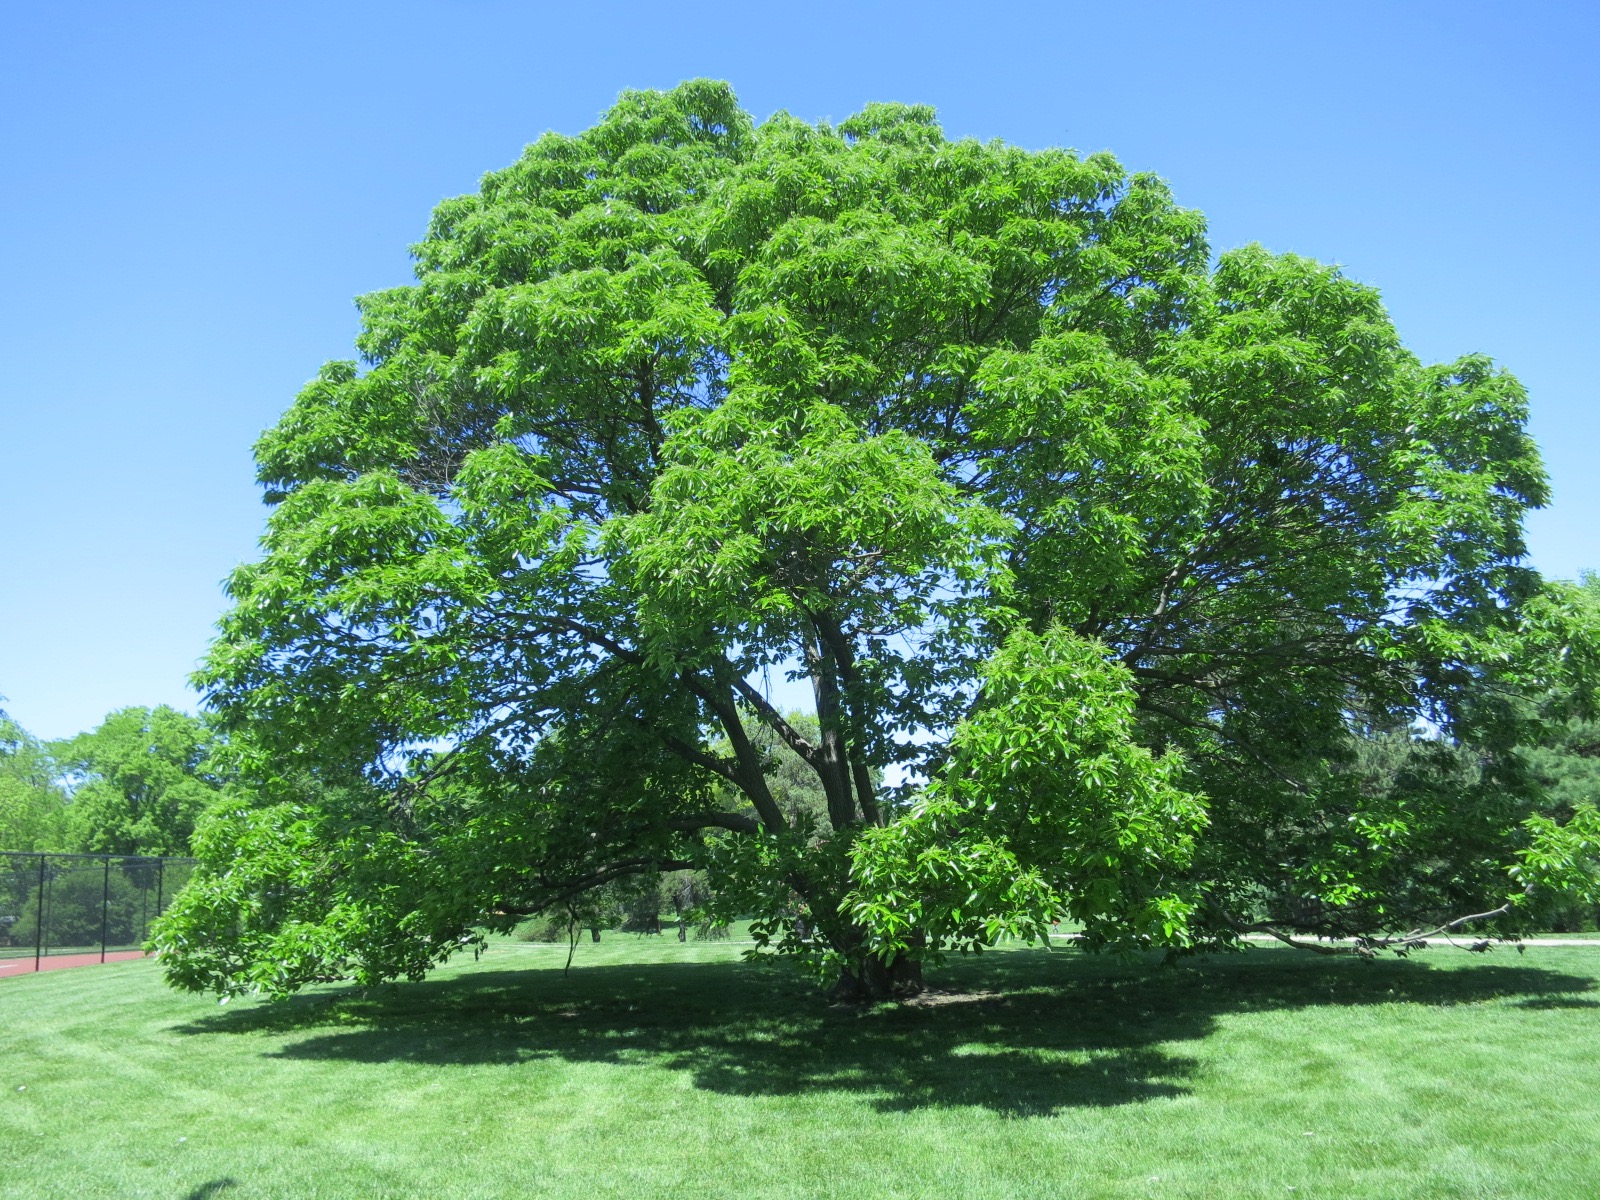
2 938 1597 1199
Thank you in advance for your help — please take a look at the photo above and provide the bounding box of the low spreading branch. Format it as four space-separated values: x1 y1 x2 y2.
1235 902 1519 958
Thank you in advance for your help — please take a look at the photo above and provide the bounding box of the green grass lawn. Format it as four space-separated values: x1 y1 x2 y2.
3 936 1598 1200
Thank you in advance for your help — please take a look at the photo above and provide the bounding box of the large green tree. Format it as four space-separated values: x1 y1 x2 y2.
156 82 1599 999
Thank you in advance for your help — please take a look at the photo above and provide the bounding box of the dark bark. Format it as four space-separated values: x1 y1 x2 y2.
703 672 791 833
802 626 858 829
814 612 883 827
829 952 925 1003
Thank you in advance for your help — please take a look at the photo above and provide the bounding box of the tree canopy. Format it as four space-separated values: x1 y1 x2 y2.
155 81 1600 999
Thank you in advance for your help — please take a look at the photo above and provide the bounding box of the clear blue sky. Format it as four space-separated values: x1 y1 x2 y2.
2 2 1595 739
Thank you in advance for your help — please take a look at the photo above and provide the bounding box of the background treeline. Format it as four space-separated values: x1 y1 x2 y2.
0 703 227 857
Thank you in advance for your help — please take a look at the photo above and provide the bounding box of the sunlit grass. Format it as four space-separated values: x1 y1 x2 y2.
3 934 1598 1199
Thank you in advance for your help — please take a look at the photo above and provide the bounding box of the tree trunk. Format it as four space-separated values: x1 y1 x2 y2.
829 952 924 1003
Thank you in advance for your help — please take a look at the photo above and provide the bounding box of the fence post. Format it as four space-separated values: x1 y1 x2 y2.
34 854 45 972
100 856 111 963
156 858 164 918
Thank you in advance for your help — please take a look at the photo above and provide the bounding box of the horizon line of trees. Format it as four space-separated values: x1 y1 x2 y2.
0 701 225 859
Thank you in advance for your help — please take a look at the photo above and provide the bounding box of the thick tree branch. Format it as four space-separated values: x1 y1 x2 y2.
812 611 884 827
655 729 742 786
666 811 761 836
730 675 823 767
798 623 858 830
1229 902 1519 957
703 669 790 834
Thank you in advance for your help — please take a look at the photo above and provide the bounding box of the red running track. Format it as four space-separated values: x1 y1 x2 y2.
0 951 149 977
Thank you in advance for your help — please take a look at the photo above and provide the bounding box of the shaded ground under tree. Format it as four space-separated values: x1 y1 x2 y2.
176 947 1597 1118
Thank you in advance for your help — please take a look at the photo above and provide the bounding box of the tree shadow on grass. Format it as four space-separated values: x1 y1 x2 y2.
172 950 1596 1118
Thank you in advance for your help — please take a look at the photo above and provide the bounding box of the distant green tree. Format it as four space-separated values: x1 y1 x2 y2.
0 702 69 852
56 707 228 856
665 869 711 941
1513 574 1600 930
10 864 145 948
1525 721 1600 820
1523 718 1600 933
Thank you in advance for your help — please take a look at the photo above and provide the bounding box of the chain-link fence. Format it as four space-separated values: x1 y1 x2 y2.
0 852 194 970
